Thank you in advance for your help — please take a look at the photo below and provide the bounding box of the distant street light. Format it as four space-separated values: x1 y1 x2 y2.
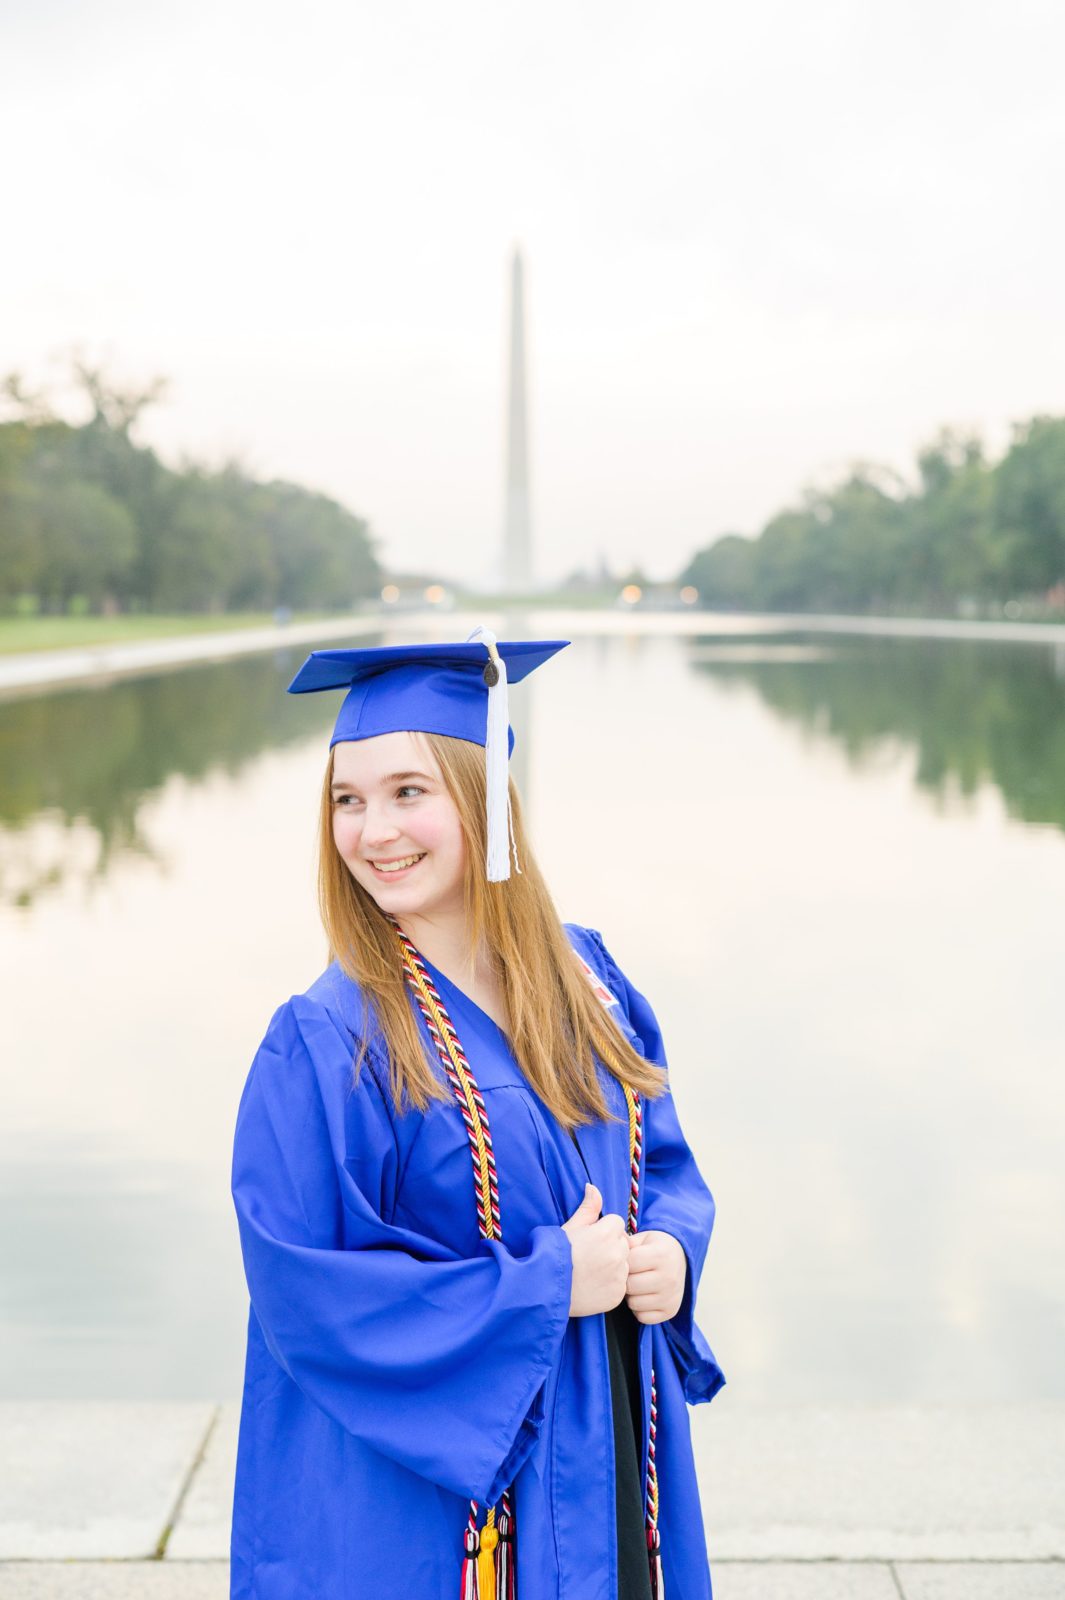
679 585 699 605
381 584 400 604
424 585 446 604
620 584 642 605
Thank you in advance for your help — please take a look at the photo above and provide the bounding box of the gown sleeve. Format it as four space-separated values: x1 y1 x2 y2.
231 992 574 1504
583 929 727 1406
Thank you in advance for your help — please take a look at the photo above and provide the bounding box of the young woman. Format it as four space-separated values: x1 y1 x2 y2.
230 632 726 1600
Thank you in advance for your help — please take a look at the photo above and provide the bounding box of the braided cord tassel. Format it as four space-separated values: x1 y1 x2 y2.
496 1505 516 1600
623 1084 666 1600
390 920 515 1599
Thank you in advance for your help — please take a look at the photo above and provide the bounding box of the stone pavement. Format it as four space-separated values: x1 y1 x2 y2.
1 1401 1062 1597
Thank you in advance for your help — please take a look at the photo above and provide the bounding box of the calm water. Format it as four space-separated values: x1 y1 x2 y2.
2 620 1063 1403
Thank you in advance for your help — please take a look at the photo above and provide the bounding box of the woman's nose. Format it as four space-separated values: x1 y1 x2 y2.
361 803 400 848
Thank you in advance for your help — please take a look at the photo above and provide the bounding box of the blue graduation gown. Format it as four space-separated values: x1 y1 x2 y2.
230 924 726 1599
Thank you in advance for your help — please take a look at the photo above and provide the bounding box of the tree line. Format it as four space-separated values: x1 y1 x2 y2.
680 419 1065 614
0 365 381 613
687 634 1065 832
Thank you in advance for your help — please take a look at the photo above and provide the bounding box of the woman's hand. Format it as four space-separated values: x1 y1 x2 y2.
624 1229 686 1324
561 1184 629 1316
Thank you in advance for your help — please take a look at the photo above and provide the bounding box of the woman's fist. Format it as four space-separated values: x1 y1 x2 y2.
625 1229 687 1324
561 1184 629 1316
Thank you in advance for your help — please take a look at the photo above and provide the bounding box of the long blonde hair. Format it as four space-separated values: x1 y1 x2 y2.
316 731 668 1127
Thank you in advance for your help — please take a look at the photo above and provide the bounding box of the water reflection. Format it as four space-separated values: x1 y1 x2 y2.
0 643 377 907
7 630 1064 914
687 633 1065 833
2 625 1063 1403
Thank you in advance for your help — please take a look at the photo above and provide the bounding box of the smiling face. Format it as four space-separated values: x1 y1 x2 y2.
329 730 467 923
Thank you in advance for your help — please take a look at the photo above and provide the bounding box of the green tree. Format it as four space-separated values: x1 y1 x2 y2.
30 478 138 611
812 470 908 612
992 416 1065 594
677 429 1028 616
755 507 822 609
259 480 380 608
0 361 380 613
680 534 757 608
907 430 999 607
0 421 41 601
153 471 244 611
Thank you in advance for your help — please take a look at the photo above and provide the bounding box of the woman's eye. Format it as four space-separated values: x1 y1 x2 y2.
397 786 424 800
334 795 362 808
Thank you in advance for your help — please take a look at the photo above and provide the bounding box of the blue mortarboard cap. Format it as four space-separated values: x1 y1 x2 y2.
286 628 569 880
287 636 567 748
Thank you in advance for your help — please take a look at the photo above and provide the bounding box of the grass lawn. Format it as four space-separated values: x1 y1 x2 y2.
0 612 341 656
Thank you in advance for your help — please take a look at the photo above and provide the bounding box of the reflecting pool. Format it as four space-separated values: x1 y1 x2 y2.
2 621 1063 1403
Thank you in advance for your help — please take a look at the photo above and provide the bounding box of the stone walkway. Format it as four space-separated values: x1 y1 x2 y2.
0 614 383 696
1 1401 1062 1596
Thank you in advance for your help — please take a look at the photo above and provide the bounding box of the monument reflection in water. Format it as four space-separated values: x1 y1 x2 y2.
1 624 1063 1404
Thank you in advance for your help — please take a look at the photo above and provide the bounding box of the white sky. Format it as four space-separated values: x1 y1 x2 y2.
5 0 1065 584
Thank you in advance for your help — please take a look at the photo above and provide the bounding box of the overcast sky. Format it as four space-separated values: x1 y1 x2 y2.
5 0 1065 584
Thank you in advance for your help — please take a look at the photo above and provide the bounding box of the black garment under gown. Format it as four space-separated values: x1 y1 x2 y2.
571 1131 654 1600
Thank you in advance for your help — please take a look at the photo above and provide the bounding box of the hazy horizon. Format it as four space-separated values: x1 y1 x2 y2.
5 0 1065 585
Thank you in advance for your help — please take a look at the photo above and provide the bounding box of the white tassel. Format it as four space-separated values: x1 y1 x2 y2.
466 626 519 882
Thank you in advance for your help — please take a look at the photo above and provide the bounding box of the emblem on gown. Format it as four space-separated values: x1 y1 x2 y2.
576 953 619 1008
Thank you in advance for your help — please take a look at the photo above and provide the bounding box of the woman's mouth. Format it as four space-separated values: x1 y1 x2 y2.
368 852 427 878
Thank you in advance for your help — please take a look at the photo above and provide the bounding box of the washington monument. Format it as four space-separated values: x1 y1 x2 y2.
503 248 531 591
